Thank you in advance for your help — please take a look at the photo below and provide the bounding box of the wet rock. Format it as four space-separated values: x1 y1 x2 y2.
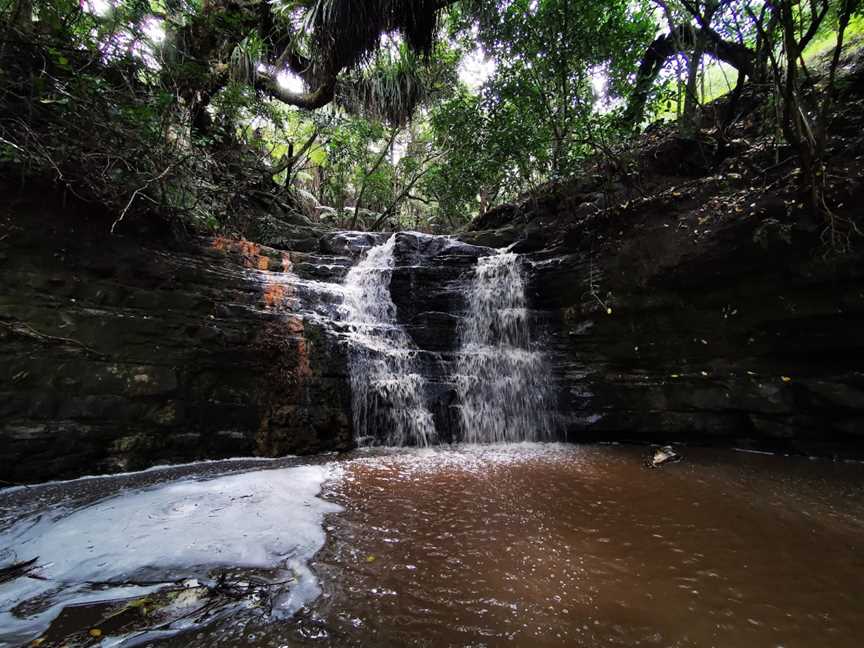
0 187 352 483
458 98 864 459
387 232 494 353
0 557 40 585
31 574 280 647
392 231 493 265
648 445 682 468
319 231 389 257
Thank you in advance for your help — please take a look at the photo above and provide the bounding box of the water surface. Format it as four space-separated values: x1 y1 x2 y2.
3 445 863 647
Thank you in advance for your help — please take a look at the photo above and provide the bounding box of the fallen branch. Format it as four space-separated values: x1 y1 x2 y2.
110 166 173 234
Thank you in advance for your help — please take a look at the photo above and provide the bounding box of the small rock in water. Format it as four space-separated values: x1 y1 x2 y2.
648 445 682 468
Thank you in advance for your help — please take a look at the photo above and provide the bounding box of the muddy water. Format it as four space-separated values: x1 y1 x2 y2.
4 445 864 648
165 445 864 648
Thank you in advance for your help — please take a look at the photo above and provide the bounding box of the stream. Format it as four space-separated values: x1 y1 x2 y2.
1 445 863 647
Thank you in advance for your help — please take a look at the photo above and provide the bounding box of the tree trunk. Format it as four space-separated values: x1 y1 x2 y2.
12 0 32 34
682 8 715 138
624 25 755 130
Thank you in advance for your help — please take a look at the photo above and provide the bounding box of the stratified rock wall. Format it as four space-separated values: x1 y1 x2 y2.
0 187 353 483
460 114 864 458
7 62 864 484
529 213 864 458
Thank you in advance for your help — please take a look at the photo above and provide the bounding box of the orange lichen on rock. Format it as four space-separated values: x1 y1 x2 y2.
210 236 295 275
212 236 298 309
286 316 312 379
210 235 230 252
285 315 305 334
209 236 265 269
295 337 312 379
263 283 287 308
261 274 297 310
238 240 263 269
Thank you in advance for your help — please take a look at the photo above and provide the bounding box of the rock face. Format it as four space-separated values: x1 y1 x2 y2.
6 167 864 485
389 233 493 350
0 186 354 483
0 191 499 482
6 60 864 481
387 232 497 442
459 93 864 458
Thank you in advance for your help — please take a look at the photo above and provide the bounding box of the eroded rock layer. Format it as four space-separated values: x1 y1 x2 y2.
0 187 355 483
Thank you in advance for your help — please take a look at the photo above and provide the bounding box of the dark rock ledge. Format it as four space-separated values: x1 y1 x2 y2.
0 186 353 484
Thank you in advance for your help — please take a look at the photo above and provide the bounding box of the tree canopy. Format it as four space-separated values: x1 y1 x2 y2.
1 0 862 235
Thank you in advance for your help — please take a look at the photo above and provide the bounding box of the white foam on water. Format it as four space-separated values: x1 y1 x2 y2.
344 443 583 479
0 465 341 647
733 447 777 456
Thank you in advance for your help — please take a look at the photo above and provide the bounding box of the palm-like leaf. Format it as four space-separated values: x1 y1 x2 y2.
297 0 443 83
337 46 428 125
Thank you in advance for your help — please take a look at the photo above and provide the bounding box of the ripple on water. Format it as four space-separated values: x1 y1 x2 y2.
3 444 864 648
293 444 864 648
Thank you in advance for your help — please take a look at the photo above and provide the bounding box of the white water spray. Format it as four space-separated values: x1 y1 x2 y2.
455 252 558 443
341 235 436 446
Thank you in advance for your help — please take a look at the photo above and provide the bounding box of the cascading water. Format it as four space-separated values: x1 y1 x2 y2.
341 235 436 447
455 251 558 443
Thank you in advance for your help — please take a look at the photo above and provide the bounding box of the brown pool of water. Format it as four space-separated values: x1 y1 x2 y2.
165 444 864 648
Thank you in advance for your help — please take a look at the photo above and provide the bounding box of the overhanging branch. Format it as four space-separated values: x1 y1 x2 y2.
256 72 336 110
623 25 756 129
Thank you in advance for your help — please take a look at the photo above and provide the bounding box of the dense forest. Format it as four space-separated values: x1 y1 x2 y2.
1 0 862 241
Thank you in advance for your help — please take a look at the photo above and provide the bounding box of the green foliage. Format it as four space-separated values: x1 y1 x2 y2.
230 32 266 84
804 11 864 58
0 0 290 233
0 1 749 233
337 40 459 126
421 0 654 225
425 90 509 222
13 0 855 237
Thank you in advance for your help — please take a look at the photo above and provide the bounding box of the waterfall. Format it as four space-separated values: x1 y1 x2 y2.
341 235 436 447
455 252 557 443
